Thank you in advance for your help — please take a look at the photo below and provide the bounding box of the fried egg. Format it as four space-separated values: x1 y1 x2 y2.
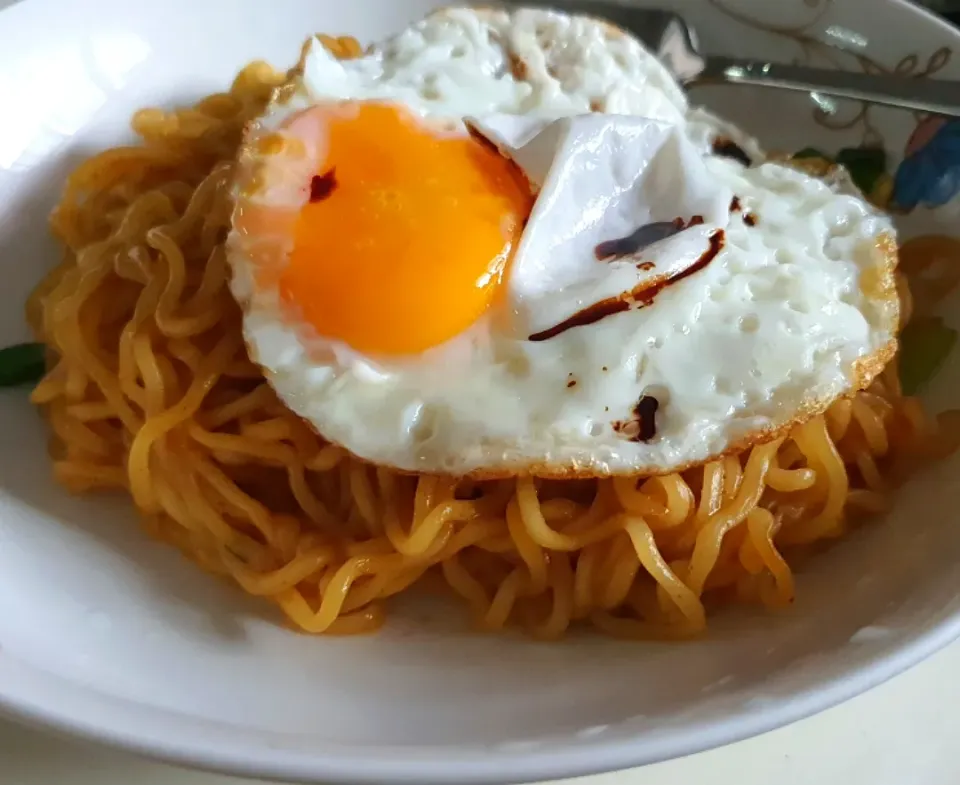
226 6 899 477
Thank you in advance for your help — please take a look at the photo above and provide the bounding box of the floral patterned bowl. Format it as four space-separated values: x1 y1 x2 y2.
0 0 959 784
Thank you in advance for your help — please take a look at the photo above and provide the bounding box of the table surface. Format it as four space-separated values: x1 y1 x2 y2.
1 638 956 784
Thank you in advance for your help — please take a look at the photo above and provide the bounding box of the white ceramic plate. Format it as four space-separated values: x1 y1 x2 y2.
2 0 960 782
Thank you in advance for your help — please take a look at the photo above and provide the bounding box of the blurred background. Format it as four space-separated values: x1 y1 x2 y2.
919 0 960 22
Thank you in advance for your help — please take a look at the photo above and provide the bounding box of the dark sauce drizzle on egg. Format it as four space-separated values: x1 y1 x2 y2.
595 215 705 262
613 394 660 443
310 169 338 202
529 229 726 342
729 195 759 225
541 153 757 438
712 137 753 167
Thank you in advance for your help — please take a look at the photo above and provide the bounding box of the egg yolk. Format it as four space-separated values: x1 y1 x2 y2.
281 102 533 356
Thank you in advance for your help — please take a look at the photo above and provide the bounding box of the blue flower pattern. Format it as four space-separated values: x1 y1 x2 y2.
893 117 960 211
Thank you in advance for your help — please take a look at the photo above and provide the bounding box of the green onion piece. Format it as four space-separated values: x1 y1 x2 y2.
835 146 887 196
0 342 46 388
792 147 832 161
899 318 958 395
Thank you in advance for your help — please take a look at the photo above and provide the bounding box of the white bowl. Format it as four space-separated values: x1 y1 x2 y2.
1 0 959 782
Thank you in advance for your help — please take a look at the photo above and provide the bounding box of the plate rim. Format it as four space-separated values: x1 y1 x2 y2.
3 611 960 785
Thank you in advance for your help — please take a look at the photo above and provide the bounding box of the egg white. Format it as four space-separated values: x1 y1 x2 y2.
227 7 899 477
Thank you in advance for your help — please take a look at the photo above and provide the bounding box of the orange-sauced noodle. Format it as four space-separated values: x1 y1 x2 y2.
27 56 960 639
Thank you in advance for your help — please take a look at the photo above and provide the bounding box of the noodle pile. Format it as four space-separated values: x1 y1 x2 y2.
27 58 959 639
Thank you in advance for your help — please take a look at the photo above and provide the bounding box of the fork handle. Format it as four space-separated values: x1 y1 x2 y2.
697 56 960 117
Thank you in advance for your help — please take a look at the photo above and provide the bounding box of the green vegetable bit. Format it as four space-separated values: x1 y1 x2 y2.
0 342 46 388
899 318 958 396
835 146 887 196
